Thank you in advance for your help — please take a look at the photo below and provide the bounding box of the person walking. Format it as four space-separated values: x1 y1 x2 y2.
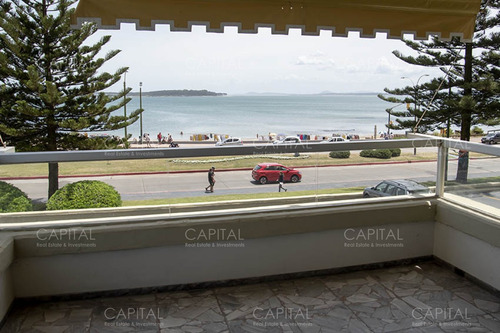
278 171 287 192
205 167 216 193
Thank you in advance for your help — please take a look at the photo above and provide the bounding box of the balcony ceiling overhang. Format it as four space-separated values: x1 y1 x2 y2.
71 0 481 41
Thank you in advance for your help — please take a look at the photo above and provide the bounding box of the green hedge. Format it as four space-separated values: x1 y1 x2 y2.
390 148 401 157
47 180 122 210
471 126 484 135
0 181 33 213
329 151 350 159
360 149 393 159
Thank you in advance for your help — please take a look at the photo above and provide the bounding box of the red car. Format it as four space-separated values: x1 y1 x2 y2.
252 163 302 184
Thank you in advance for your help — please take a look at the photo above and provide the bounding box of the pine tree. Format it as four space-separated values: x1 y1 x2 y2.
379 0 500 182
0 0 140 198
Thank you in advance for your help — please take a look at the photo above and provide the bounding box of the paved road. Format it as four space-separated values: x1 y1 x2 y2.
8 158 499 207
460 190 500 207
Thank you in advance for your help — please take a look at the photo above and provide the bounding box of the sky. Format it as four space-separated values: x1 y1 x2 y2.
87 24 441 95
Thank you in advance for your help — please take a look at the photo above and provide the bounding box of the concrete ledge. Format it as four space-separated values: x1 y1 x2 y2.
11 220 435 297
11 197 436 258
435 198 500 291
0 238 14 273
434 223 500 291
2 197 437 298
436 197 500 247
0 195 497 313
0 237 14 325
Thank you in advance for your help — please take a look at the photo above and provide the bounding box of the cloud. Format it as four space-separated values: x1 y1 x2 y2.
374 57 400 74
373 56 427 77
282 74 301 80
296 51 335 70
344 64 362 73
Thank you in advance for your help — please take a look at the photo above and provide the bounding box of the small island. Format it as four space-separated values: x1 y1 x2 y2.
129 89 227 97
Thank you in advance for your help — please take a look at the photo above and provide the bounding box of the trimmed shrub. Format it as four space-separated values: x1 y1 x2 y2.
0 181 33 213
47 180 122 210
360 149 392 159
390 148 401 157
329 151 350 159
471 126 484 135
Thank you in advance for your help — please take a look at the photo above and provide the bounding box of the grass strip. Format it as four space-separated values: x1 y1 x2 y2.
122 187 365 206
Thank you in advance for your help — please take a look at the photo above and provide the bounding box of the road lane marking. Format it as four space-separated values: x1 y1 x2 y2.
484 194 500 202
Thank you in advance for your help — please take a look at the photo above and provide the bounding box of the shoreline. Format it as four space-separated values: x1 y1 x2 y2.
128 134 470 148
107 94 406 141
131 129 402 143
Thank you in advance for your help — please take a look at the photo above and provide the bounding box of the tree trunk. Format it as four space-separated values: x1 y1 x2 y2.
41 0 60 198
48 162 59 198
456 42 473 183
47 113 58 198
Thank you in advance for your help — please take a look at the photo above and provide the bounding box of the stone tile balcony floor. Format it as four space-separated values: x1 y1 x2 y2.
2 261 500 333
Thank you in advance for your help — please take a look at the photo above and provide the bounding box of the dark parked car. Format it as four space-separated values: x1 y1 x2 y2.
363 179 431 198
481 132 500 144
252 163 302 184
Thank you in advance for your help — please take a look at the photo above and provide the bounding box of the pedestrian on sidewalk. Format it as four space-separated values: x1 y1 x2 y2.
278 171 287 192
205 166 216 193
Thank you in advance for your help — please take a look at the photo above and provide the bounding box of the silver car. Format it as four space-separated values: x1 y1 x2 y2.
321 137 349 143
363 179 430 198
273 136 301 144
215 137 243 146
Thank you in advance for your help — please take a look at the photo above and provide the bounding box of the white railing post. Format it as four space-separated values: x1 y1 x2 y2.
436 140 447 197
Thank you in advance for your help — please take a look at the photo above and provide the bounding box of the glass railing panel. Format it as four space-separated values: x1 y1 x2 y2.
444 150 500 211
0 138 443 214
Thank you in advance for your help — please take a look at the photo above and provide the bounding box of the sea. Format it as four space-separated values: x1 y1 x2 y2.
107 94 399 140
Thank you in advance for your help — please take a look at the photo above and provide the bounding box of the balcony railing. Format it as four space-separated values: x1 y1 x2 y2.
1 134 498 203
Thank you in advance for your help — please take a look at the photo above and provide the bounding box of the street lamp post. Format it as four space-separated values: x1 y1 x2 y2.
388 110 391 135
139 82 143 144
401 74 429 154
387 104 399 136
386 103 405 138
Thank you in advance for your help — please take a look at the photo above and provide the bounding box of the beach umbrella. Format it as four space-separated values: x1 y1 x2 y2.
71 0 480 42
